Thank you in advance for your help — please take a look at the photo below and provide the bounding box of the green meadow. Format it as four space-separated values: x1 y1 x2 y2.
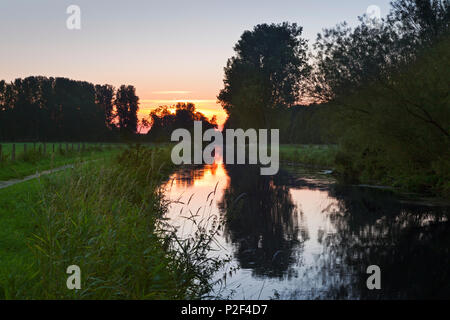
0 143 124 181
0 179 40 299
0 144 226 299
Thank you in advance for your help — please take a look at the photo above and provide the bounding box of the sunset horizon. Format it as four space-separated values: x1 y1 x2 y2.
0 0 448 307
0 0 393 130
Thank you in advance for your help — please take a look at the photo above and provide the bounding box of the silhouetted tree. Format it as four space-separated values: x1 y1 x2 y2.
218 22 310 129
309 0 450 102
115 85 139 136
0 76 123 142
307 0 450 196
146 102 218 142
95 84 116 129
390 0 450 46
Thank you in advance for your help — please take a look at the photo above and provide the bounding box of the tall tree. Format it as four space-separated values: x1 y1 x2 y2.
309 0 450 102
0 80 7 141
307 0 450 196
218 22 310 129
115 85 139 136
390 0 450 46
95 84 116 129
0 76 122 142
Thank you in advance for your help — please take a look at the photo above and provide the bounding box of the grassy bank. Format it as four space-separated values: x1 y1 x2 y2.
0 145 226 299
280 143 449 199
0 143 123 181
0 179 41 298
280 144 337 168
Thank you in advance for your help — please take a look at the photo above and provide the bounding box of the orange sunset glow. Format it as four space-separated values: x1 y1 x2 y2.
1 0 448 304
139 98 227 132
0 1 391 136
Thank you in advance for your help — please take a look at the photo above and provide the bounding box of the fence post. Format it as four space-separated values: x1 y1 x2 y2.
43 143 46 154
12 143 15 161
77 143 80 152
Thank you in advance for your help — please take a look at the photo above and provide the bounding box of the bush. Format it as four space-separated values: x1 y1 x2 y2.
332 36 450 197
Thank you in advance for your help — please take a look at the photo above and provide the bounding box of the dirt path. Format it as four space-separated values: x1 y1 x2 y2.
0 165 74 190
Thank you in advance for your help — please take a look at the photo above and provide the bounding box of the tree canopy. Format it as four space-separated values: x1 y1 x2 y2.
218 22 310 129
146 102 218 142
115 85 140 137
309 0 450 101
0 76 140 141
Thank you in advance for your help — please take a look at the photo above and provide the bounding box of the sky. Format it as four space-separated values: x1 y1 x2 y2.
0 0 392 127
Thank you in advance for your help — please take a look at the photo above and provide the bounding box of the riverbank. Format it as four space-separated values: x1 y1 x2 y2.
0 144 226 299
280 144 449 200
279 144 337 169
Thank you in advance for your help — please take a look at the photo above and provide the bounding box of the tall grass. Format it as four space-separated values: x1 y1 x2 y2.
23 145 227 299
0 143 110 162
0 143 121 181
280 144 337 168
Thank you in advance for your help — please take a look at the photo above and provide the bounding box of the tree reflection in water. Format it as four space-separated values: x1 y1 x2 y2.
319 185 450 299
218 164 304 279
217 165 450 299
164 163 450 299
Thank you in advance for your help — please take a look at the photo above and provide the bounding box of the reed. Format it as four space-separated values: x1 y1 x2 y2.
24 145 227 299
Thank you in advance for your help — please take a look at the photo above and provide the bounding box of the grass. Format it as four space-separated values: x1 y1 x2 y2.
0 143 123 181
0 179 41 299
0 144 227 299
280 144 338 168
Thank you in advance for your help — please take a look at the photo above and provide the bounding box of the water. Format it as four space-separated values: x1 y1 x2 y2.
162 162 450 300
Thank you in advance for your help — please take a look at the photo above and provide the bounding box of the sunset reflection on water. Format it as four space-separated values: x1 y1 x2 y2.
162 161 450 299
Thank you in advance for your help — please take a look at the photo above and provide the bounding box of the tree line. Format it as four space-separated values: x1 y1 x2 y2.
217 0 449 197
0 76 139 141
1 0 448 196
146 102 218 142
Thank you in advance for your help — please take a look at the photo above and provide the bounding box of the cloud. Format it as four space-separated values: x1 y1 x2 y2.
151 91 192 94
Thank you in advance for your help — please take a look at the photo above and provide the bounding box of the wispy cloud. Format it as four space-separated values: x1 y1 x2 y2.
151 91 192 95
141 99 216 104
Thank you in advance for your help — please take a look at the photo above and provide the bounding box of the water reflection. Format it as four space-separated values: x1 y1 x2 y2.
218 164 301 278
324 185 450 299
163 162 450 299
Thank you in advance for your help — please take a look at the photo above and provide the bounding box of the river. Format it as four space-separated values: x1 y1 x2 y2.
162 161 450 299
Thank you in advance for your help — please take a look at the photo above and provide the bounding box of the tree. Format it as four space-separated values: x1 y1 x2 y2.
95 84 116 129
390 0 450 46
115 85 139 136
0 80 7 140
218 22 310 129
146 103 218 142
309 0 450 102
307 0 450 196
0 76 122 142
